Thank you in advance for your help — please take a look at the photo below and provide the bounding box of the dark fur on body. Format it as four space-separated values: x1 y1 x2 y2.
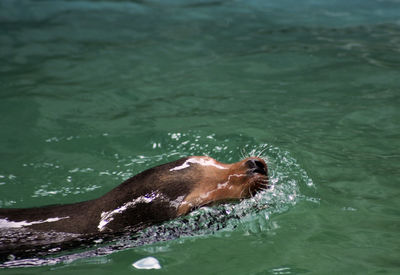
0 157 198 259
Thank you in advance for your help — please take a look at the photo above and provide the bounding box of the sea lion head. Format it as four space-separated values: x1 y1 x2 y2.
173 156 269 215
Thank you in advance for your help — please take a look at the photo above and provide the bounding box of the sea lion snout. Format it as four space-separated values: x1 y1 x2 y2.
244 157 268 176
239 157 269 195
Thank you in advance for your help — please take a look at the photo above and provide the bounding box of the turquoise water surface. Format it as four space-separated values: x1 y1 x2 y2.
1 0 400 273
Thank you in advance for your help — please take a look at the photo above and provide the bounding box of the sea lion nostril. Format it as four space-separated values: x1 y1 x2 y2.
245 159 267 175
245 159 264 169
254 160 265 170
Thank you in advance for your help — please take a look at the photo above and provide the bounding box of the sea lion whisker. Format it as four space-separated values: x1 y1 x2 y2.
239 188 245 198
256 147 268 158
249 186 252 196
240 148 247 159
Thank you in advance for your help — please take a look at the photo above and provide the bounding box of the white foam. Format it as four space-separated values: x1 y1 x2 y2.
132 257 161 270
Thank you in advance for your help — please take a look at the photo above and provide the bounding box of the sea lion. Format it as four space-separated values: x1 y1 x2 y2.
0 156 268 259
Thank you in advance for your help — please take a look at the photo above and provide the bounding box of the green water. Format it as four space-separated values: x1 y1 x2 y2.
1 0 400 273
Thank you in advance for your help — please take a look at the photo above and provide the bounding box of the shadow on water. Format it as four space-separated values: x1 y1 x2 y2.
0 132 317 268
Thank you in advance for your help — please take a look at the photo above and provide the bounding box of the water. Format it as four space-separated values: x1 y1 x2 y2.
0 0 399 273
